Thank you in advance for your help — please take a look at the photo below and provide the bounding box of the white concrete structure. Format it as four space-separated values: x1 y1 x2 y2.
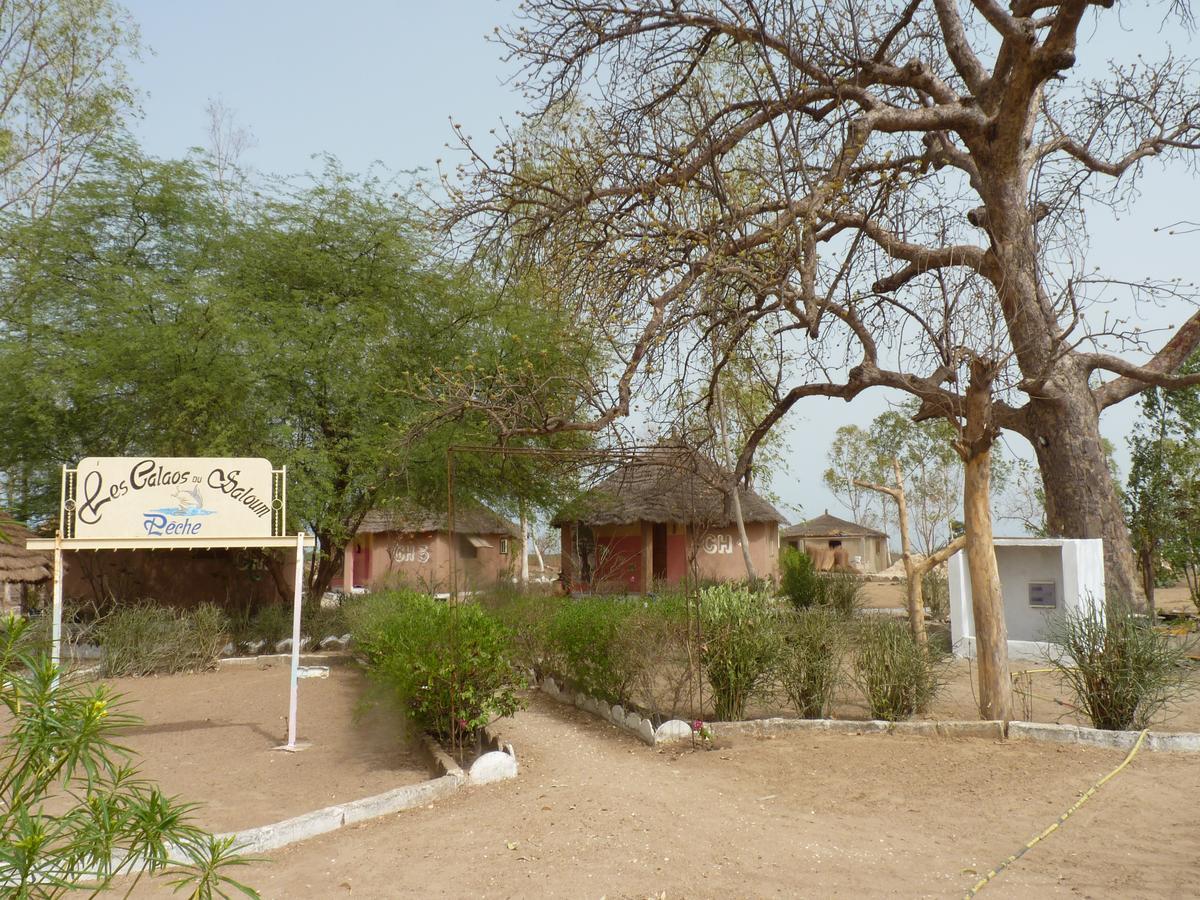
949 538 1105 661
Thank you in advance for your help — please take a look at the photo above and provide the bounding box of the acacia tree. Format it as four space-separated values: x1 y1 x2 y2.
446 0 1200 607
0 0 139 217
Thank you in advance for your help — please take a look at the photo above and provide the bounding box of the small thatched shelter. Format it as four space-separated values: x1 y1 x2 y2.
553 447 787 592
782 511 891 573
0 512 51 610
335 502 520 594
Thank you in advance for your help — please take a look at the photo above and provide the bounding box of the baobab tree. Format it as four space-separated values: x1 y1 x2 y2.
444 0 1200 716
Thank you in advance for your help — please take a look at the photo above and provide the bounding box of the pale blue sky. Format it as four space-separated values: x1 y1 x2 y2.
122 1 1200 532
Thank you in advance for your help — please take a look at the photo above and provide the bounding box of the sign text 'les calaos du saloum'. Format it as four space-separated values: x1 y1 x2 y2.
71 457 278 540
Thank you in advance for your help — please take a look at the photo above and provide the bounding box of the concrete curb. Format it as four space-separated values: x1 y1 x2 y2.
539 679 1200 753
1008 720 1200 752
224 773 464 854
214 727 517 856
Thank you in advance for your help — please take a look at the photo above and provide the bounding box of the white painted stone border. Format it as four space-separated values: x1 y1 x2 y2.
539 678 1200 753
211 729 518 854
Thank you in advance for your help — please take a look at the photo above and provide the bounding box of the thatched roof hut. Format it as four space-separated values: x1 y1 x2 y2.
552 447 786 528
782 511 886 540
356 502 520 538
0 512 51 584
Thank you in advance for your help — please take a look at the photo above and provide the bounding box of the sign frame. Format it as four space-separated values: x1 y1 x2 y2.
27 461 316 752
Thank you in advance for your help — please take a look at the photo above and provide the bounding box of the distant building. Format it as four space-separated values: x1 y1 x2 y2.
333 503 519 594
782 512 890 574
553 447 787 593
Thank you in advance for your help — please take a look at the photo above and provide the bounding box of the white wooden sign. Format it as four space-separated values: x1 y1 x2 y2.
71 457 276 541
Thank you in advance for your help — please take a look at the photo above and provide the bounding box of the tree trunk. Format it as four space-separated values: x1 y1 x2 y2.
714 381 757 581
519 500 530 587
308 534 344 601
1024 373 1139 608
960 360 1013 722
889 460 926 646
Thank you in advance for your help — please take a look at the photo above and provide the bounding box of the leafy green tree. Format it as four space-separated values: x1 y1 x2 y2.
0 146 600 599
0 145 251 520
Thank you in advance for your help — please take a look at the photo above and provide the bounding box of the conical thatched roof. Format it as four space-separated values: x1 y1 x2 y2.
783 512 886 539
356 501 520 538
0 512 51 584
552 446 786 528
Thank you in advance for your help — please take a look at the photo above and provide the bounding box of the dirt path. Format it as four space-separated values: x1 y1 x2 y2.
104 659 428 832
243 695 1198 898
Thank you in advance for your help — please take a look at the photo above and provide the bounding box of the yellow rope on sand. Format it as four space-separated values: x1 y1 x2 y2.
964 729 1149 897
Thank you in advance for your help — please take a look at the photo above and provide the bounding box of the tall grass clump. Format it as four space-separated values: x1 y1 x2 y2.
778 608 846 718
1046 605 1194 731
347 590 525 743
852 618 944 721
97 602 229 676
779 547 863 616
699 584 782 720
820 571 864 617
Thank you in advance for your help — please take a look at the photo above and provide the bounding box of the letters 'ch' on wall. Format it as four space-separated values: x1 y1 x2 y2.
68 457 281 540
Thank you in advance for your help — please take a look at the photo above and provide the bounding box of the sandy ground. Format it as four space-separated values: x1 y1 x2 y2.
223 694 1200 899
98 658 429 832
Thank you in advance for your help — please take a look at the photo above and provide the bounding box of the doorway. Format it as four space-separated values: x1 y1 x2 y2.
652 523 668 582
352 540 371 588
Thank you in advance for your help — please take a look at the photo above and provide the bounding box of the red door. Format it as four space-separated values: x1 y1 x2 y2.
352 540 371 589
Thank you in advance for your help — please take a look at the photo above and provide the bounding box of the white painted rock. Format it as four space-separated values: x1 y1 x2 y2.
610 704 625 725
220 642 235 657
246 639 265 654
655 720 693 743
637 718 656 745
321 635 347 650
624 710 642 731
543 676 559 696
469 751 518 784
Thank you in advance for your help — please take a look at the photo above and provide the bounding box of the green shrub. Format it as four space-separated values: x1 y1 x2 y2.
699 584 783 720
96 603 228 677
544 597 642 705
348 590 525 742
820 572 864 617
921 569 950 621
780 547 823 609
779 548 863 616
852 617 943 721
778 608 846 718
1046 605 1195 731
0 615 259 897
479 587 560 677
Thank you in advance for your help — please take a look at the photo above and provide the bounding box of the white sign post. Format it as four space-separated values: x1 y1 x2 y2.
28 457 315 752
